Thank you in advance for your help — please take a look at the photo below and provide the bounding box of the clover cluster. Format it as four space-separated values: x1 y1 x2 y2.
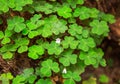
0 0 115 84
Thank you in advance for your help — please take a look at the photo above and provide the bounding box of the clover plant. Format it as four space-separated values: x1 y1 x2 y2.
40 59 60 77
0 0 115 84
99 74 109 83
12 68 37 84
0 72 13 84
62 71 81 84
59 49 78 66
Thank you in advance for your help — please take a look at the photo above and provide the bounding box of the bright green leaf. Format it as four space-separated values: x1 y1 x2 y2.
89 8 99 18
28 45 44 59
82 29 89 38
0 72 13 84
40 59 60 77
22 14 44 38
0 29 14 44
90 20 109 35
0 44 17 53
64 79 75 84
38 15 68 36
73 6 90 20
68 23 83 36
1 37 11 44
46 41 63 55
18 46 28 53
67 0 84 8
62 36 79 49
12 75 25 84
68 59 86 75
78 37 96 52
100 13 116 23
59 49 77 66
32 1 54 14
0 31 4 39
7 16 26 33
21 68 37 83
79 50 96 65
63 71 81 84
2 51 13 59
0 0 9 12
13 0 33 11
15 38 29 53
57 6 72 18
79 48 105 66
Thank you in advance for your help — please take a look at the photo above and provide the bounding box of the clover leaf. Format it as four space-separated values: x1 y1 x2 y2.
63 71 81 84
40 59 60 77
21 68 37 84
13 0 33 11
22 14 44 38
68 17 76 23
0 0 32 12
68 59 86 74
28 45 44 59
21 68 34 78
68 23 83 36
13 68 37 84
46 41 63 55
12 75 25 84
79 50 97 65
89 8 99 18
73 7 99 19
57 6 72 18
92 48 106 68
0 31 4 39
67 0 84 8
79 48 105 66
0 0 9 12
36 79 52 84
0 44 17 53
51 19 68 35
59 49 77 66
0 72 13 84
15 38 29 53
100 13 116 23
75 29 90 39
82 29 89 38
0 44 17 59
38 15 68 36
0 29 13 44
62 36 79 49
31 0 55 14
7 16 26 33
2 51 13 59
37 24 52 37
78 37 96 52
90 20 109 35
48 15 68 35
73 6 90 20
